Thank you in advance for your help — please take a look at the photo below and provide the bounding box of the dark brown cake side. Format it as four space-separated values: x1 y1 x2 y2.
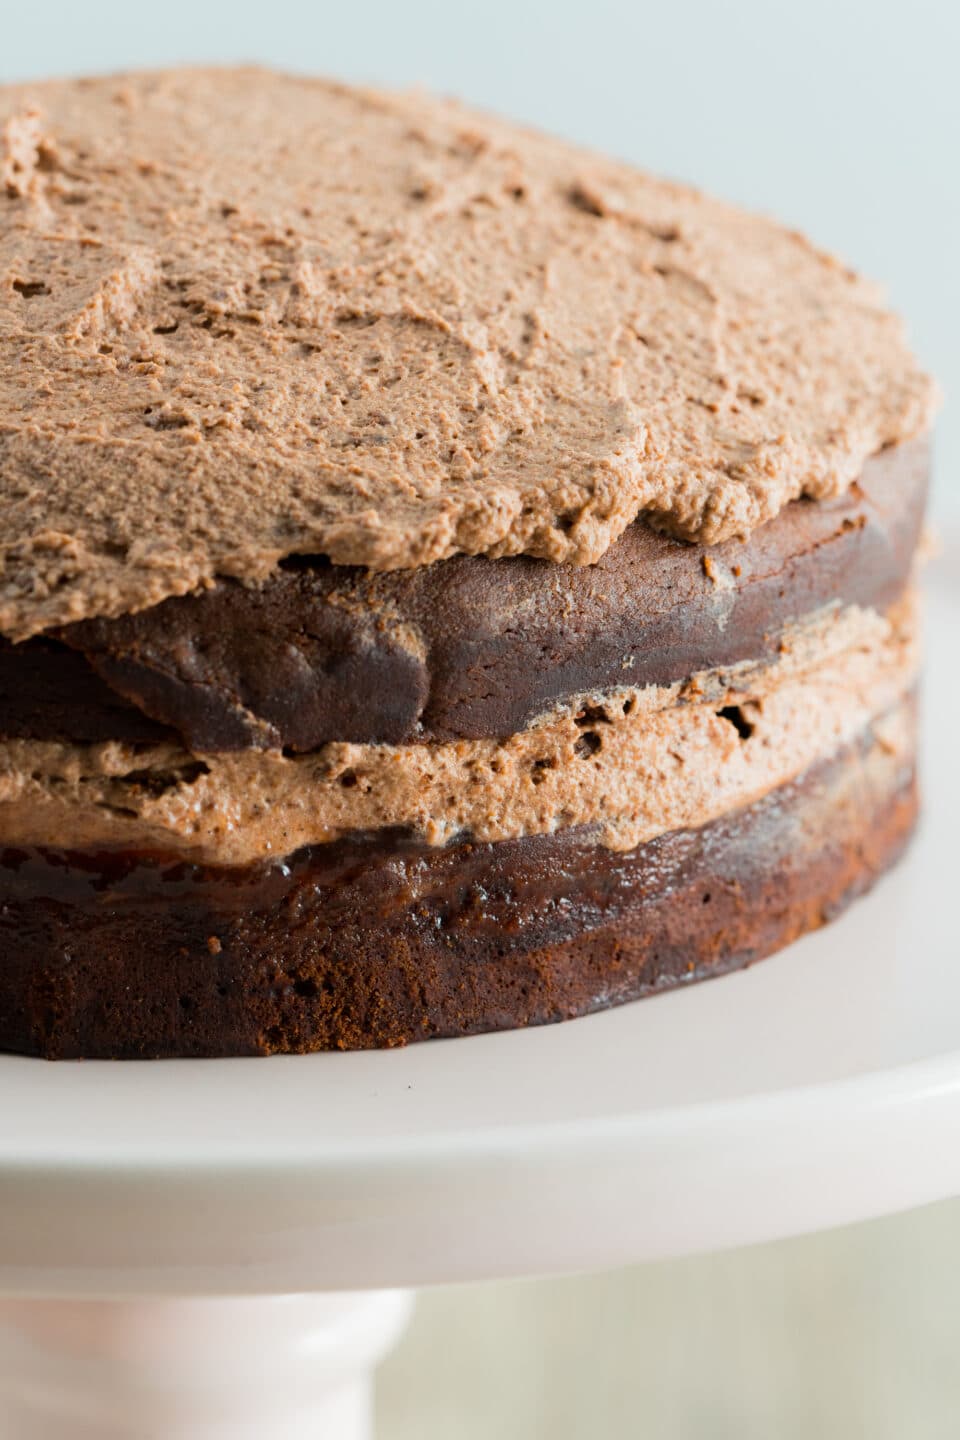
0 702 916 1060
0 440 928 751
0 70 936 1064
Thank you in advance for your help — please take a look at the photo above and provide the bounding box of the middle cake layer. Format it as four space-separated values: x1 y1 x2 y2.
0 590 918 866
0 438 927 752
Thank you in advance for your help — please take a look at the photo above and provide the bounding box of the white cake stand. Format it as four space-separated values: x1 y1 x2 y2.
0 547 956 1440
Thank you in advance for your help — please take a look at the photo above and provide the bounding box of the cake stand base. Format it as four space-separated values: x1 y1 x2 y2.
0 548 957 1438
0 1291 413 1440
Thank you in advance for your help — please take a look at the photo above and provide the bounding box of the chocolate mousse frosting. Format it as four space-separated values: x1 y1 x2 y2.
0 68 936 1059
0 436 929 752
1 712 918 1059
0 594 919 864
0 68 936 640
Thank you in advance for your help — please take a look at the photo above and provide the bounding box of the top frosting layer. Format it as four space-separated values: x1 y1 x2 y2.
0 68 936 640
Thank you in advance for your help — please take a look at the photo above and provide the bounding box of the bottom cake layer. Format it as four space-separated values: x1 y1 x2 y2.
0 700 917 1059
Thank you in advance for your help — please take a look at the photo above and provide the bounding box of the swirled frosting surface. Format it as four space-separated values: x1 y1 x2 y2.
0 68 935 639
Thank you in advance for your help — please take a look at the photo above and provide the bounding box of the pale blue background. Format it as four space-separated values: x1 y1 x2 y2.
3 0 957 522
4 7 959 1436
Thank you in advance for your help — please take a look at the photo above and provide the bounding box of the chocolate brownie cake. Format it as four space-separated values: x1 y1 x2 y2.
0 69 936 1058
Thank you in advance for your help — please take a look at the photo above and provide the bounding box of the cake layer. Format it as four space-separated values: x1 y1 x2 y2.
0 438 928 750
0 700 917 1059
0 71 936 641
0 595 918 864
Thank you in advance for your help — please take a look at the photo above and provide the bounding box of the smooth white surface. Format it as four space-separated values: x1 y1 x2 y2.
0 548 956 1298
0 1290 413 1439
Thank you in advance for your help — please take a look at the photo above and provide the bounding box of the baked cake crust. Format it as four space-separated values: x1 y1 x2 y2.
0 438 928 753
0 69 935 1059
0 704 917 1059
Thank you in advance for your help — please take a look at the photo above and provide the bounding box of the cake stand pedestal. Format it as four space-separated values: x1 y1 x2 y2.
0 1292 412 1440
0 549 956 1439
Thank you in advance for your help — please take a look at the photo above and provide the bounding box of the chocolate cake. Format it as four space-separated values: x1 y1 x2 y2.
0 69 936 1058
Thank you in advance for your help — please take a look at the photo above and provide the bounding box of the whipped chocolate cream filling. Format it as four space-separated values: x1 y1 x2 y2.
0 438 929 751
0 69 936 641
0 711 917 1059
0 595 918 866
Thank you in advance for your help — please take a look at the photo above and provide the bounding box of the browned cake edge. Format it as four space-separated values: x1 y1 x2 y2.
0 439 929 751
0 698 917 1059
